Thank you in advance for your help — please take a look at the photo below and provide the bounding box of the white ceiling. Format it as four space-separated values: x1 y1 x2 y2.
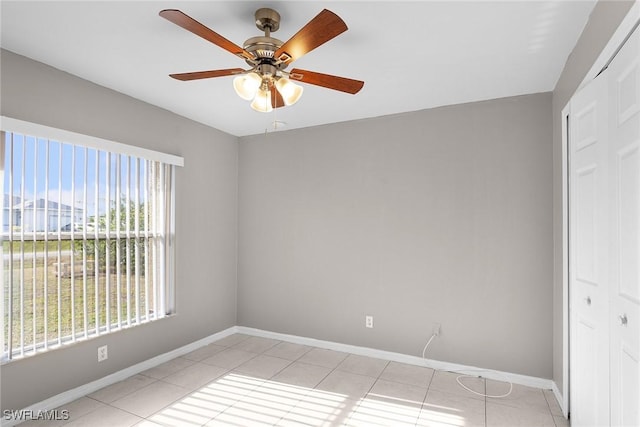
1 1 596 137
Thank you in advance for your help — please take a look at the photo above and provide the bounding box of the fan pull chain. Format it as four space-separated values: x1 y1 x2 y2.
273 93 278 131
263 88 270 136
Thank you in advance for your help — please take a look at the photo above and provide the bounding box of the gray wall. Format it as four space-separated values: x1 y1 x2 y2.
0 49 239 411
551 0 635 394
238 93 553 379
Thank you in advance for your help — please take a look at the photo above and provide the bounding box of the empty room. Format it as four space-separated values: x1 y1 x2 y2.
0 1 638 426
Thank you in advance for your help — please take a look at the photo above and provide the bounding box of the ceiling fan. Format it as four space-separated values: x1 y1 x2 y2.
159 7 364 112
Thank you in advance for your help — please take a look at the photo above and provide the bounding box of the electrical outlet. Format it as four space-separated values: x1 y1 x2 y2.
97 345 108 362
433 322 441 336
365 315 374 328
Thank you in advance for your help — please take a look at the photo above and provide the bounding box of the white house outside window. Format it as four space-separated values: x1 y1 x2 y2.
0 117 183 362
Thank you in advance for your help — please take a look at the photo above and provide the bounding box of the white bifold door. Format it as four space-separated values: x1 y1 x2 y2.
569 52 610 427
569 24 639 427
608 22 640 427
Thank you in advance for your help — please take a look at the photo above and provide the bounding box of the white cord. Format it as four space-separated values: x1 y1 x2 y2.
455 372 513 398
421 333 437 359
420 333 513 399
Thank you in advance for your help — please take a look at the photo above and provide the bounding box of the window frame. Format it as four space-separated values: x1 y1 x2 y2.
0 116 183 363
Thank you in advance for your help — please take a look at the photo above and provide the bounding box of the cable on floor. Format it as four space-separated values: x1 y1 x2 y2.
455 370 513 398
420 333 514 398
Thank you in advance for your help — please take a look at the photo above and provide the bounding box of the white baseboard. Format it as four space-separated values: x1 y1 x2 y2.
236 326 555 390
4 325 557 427
1 326 238 427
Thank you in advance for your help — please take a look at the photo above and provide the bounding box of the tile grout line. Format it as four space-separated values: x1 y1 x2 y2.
484 376 488 427
416 366 437 426
258 348 300 425
62 394 159 427
277 351 386 426
215 337 287 419
274 349 340 426
305 351 353 425
542 389 562 427
341 358 390 426
216 339 336 426
151 336 269 425
81 373 191 426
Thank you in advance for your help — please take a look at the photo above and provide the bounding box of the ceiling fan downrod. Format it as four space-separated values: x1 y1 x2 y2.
254 8 280 36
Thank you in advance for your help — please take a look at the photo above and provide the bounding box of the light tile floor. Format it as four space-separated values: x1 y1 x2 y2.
19 334 568 426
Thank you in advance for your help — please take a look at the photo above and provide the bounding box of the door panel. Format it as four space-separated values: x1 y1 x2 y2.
617 143 639 302
572 316 597 424
570 69 610 427
609 25 640 427
619 345 639 426
576 103 599 150
576 164 598 284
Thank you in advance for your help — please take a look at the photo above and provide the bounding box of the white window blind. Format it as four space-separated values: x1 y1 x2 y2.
0 118 182 362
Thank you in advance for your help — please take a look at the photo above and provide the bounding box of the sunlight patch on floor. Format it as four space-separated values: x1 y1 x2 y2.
417 403 468 427
346 394 423 426
147 372 471 426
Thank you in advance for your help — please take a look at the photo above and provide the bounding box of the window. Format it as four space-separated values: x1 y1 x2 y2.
1 117 183 362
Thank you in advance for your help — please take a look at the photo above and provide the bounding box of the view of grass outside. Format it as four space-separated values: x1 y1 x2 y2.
2 237 155 353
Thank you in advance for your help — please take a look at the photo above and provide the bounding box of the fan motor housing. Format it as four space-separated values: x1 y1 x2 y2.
243 36 283 59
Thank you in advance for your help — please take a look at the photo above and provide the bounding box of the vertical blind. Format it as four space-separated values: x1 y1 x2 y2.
0 119 181 361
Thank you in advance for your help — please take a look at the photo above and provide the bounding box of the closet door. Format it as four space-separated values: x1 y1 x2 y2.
569 68 610 427
608 25 640 427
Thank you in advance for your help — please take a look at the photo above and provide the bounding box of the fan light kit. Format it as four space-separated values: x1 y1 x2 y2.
160 7 364 112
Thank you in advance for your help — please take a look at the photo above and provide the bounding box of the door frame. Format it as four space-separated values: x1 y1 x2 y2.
561 1 640 418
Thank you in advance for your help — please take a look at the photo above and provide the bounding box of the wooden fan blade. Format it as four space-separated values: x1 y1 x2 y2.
169 68 245 81
160 9 253 60
274 9 347 65
271 88 285 109
289 69 364 94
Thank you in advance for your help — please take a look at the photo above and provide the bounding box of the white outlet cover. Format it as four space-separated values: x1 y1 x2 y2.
365 316 373 328
97 345 108 362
